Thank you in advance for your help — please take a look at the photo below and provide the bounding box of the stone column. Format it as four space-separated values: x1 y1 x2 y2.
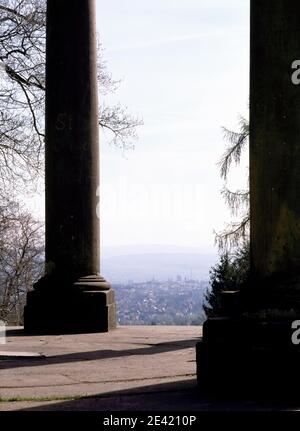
250 1 300 289
196 0 300 395
24 0 116 333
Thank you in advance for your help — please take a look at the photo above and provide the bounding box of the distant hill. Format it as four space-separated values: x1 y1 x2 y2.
101 246 217 283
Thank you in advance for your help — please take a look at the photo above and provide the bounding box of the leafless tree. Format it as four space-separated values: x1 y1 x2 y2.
0 0 142 196
0 198 43 323
0 0 142 321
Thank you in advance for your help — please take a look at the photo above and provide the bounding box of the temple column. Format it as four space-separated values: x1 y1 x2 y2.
24 0 116 333
197 0 300 395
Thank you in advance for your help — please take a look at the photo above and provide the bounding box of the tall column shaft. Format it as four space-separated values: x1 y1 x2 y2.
250 1 300 285
45 0 99 280
24 0 116 333
196 1 300 395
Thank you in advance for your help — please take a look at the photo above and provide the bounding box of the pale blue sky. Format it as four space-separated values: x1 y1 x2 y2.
24 1 249 255
96 0 250 253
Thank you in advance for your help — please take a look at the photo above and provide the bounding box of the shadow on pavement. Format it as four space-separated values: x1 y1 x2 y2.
14 378 298 412
5 328 25 337
0 338 198 370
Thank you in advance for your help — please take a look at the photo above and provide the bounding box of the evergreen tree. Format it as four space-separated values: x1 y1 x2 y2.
204 242 250 317
204 117 250 317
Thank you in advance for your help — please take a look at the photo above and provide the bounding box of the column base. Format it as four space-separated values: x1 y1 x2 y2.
24 277 117 334
197 289 300 398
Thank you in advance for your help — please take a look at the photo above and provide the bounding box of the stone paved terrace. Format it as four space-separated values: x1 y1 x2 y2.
0 325 299 411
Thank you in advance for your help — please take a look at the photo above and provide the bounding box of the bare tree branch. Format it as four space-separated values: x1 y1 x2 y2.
0 198 44 322
0 0 143 321
0 0 142 198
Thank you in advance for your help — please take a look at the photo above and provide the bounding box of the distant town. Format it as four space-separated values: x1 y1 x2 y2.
113 277 209 326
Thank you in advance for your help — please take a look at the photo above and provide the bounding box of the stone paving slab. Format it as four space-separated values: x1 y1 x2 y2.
0 379 280 412
0 326 201 410
1 326 299 411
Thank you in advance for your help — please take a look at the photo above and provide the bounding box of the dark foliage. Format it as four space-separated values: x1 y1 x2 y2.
204 242 250 317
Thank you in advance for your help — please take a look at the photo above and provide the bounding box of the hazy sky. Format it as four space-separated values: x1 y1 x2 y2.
96 0 250 253
24 1 249 256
